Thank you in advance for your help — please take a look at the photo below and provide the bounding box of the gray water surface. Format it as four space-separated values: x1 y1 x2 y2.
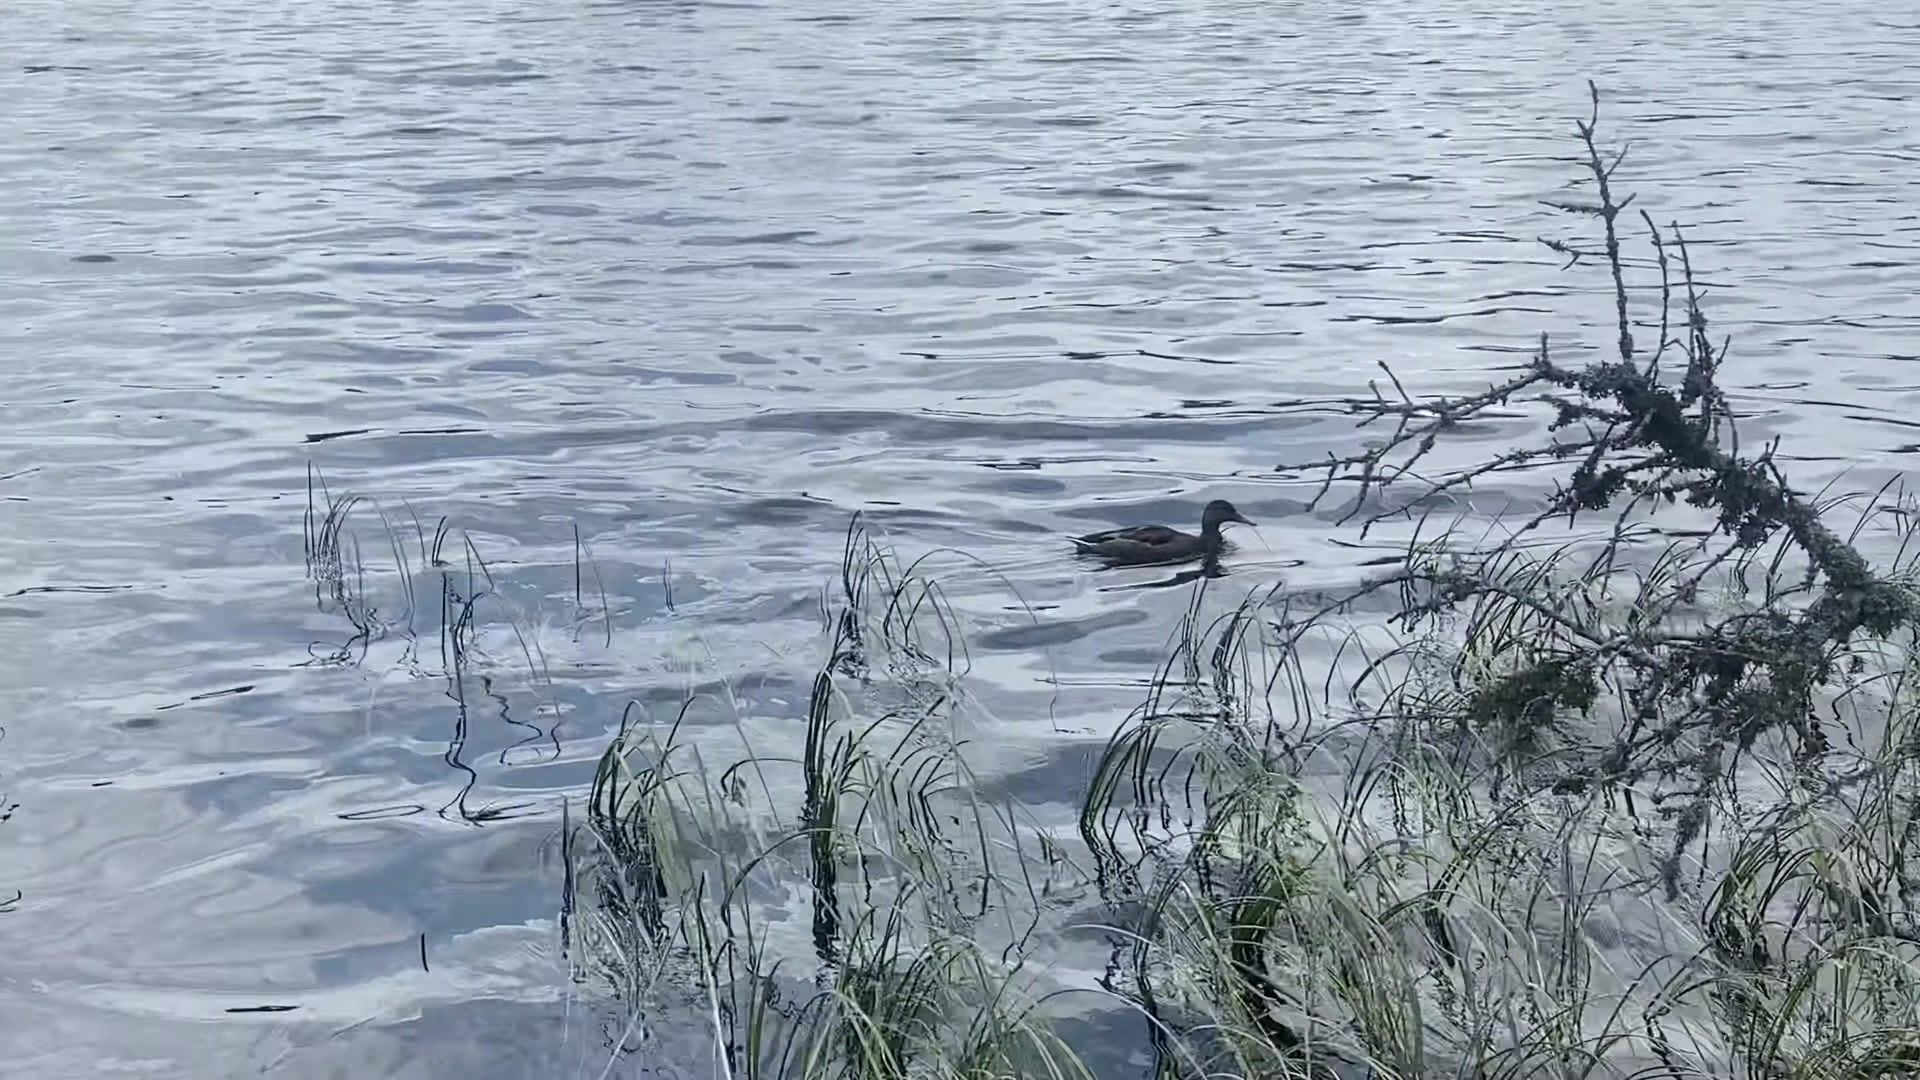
3 0 1918 1075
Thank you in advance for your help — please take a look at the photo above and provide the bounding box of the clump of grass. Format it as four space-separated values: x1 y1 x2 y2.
564 516 1091 1080
301 469 568 822
301 464 450 666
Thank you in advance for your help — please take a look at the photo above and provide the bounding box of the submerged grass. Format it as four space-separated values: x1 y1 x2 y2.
0 763 15 914
303 88 1920 1077
301 471 567 822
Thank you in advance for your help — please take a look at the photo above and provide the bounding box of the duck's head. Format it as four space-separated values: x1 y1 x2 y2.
1202 499 1255 532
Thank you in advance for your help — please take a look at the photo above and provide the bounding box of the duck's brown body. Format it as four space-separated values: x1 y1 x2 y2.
1070 500 1254 566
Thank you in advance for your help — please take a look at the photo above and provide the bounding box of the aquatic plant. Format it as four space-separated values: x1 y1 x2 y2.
0 769 17 915
301 470 563 823
564 517 1093 1080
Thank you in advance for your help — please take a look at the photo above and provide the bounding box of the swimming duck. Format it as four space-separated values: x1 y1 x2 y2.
1070 499 1255 566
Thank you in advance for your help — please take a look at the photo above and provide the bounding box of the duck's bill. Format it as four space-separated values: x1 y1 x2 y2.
1233 514 1257 526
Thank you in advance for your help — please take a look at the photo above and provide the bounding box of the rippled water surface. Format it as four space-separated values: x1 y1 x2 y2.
3 0 1918 1074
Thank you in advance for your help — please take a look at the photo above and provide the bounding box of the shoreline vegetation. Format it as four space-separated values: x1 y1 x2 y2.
304 89 1920 1077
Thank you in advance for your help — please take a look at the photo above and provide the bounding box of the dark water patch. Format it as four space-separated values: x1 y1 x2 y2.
304 429 373 444
338 805 427 822
976 607 1149 651
380 125 468 138
679 229 823 247
975 741 1109 809
4 584 137 598
337 259 515 276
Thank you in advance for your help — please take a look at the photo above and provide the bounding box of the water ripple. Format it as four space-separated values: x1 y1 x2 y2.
2 0 1917 1074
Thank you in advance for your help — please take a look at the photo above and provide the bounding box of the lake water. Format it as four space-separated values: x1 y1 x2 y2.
3 0 1918 1075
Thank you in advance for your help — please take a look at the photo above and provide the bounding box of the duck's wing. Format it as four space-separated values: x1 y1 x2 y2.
1071 524 1183 549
